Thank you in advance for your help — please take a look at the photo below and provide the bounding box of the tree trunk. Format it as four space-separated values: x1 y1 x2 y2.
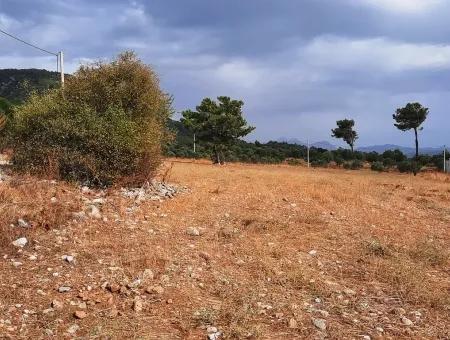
414 128 419 160
413 128 418 176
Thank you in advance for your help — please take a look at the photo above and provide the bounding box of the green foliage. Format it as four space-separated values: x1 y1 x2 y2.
382 149 407 163
0 97 12 133
331 119 358 152
6 52 172 186
393 103 429 132
371 161 385 172
365 151 380 163
181 96 255 163
393 103 429 175
0 69 61 103
397 160 422 174
343 159 363 170
311 159 329 168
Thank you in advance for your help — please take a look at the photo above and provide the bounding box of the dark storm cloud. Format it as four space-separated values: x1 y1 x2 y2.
1 0 450 146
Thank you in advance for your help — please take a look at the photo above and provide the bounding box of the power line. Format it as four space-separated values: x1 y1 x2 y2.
0 28 58 56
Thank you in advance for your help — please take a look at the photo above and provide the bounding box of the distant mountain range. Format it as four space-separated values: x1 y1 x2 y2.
277 138 446 156
277 138 338 150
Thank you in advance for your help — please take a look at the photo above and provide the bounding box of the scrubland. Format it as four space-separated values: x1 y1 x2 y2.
0 160 449 339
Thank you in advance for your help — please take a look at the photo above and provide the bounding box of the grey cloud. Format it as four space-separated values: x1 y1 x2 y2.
1 0 449 146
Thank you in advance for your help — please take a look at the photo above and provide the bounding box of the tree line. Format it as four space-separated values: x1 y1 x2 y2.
0 53 447 187
171 96 445 174
331 103 429 175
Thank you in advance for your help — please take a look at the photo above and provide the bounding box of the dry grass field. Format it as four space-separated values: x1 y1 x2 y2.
0 160 449 339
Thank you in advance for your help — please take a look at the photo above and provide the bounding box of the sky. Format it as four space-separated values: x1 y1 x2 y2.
1 0 449 147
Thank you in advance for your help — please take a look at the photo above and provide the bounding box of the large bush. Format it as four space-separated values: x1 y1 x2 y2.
398 160 421 174
5 52 172 186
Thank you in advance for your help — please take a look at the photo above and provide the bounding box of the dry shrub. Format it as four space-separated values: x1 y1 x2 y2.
373 257 449 309
409 239 449 267
364 238 392 257
5 51 172 186
0 180 81 249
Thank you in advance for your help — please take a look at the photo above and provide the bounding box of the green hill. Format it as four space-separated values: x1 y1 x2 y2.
0 68 61 103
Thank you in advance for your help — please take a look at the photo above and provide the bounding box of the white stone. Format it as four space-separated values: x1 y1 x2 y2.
402 317 413 326
17 219 29 228
58 286 71 293
12 237 28 248
62 255 74 263
87 205 102 219
308 250 317 256
312 318 327 331
186 227 200 236
67 324 79 334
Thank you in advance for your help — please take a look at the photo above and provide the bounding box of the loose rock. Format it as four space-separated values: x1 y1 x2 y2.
74 310 87 319
17 219 30 228
58 286 71 293
51 300 64 310
67 324 79 334
186 227 200 236
12 237 28 248
312 318 327 331
402 317 413 326
133 297 143 312
289 318 298 329
145 285 164 295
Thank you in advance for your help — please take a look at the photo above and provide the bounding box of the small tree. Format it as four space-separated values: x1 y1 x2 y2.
331 119 358 153
181 96 255 164
393 102 429 162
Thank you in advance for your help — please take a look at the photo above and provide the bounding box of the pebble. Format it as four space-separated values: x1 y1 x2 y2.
312 318 327 331
62 255 74 263
141 269 154 281
145 285 164 295
51 300 64 310
12 237 28 248
74 310 87 319
133 297 143 312
289 318 298 329
58 286 71 293
12 261 22 267
67 324 79 334
402 317 413 326
208 331 221 340
127 279 141 289
17 219 30 228
207 326 218 333
186 227 200 236
108 283 120 293
87 205 102 219
376 327 384 333
343 288 356 296
308 250 317 256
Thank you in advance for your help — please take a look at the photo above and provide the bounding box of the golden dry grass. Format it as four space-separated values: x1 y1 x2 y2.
0 160 449 339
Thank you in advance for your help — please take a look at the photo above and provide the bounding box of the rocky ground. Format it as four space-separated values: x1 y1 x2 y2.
0 159 449 339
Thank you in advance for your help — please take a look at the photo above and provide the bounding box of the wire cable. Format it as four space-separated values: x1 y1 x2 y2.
0 28 58 56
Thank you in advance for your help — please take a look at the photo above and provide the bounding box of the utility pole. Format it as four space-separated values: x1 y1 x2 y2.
193 133 196 153
307 139 310 168
444 145 447 173
59 51 65 86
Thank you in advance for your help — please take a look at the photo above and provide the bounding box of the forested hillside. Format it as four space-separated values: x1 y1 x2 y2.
0 68 60 103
